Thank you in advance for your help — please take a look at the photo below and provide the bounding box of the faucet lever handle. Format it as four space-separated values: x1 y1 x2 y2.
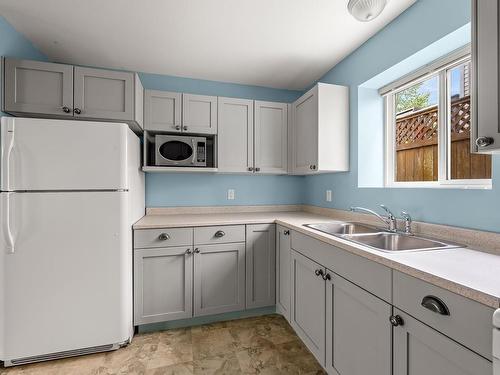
379 204 395 218
401 211 412 221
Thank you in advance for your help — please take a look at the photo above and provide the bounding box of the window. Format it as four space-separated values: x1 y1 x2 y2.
382 47 491 188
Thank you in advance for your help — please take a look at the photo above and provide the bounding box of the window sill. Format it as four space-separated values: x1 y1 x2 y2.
384 181 492 190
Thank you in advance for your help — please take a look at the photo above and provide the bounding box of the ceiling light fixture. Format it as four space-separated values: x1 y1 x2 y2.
347 0 388 22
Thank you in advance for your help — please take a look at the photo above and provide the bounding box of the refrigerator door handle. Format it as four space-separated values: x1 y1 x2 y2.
3 193 15 254
1 122 15 191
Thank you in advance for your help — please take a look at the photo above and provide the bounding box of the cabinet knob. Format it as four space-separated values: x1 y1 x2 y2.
74 108 82 115
214 230 225 238
314 269 324 277
175 125 181 130
284 230 290 236
389 315 404 327
475 137 494 148
185 248 192 254
322 273 331 281
183 126 188 131
158 233 170 241
194 248 200 254
255 167 261 172
62 106 71 113
248 167 254 172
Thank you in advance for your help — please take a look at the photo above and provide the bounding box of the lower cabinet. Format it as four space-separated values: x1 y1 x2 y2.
193 243 246 316
246 224 276 309
134 246 193 325
276 225 291 321
290 250 326 365
393 309 492 375
325 272 392 375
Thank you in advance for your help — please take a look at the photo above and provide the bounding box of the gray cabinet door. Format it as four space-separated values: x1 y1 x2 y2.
144 89 182 132
276 225 291 321
3 58 74 117
472 0 500 152
133 246 193 325
393 309 492 375
182 93 217 134
246 224 276 309
290 250 326 365
73 67 134 121
194 243 245 316
325 272 391 375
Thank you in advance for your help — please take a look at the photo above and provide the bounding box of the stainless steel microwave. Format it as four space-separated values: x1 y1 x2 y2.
155 135 207 167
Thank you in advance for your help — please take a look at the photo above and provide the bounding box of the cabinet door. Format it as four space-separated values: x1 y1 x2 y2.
326 272 391 375
276 226 291 321
292 88 318 174
182 93 217 134
217 97 253 172
3 58 73 117
73 67 134 121
246 224 276 309
194 243 245 316
144 89 182 132
254 101 288 174
393 309 492 375
134 246 193 325
472 0 500 152
290 250 325 365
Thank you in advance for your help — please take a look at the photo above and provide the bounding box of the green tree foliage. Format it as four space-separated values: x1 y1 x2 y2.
395 83 430 114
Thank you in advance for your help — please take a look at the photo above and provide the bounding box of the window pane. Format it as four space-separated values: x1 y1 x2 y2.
448 61 491 180
394 76 439 182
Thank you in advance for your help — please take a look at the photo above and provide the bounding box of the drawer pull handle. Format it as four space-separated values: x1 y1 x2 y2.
421 295 450 316
214 230 225 238
158 233 170 241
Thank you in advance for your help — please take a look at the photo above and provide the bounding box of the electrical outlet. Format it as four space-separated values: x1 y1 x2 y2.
326 190 332 202
227 189 235 200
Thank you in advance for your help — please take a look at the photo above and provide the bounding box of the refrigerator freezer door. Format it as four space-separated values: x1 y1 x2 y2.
0 117 129 191
0 191 132 361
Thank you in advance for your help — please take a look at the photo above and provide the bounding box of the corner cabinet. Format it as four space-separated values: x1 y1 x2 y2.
2 58 144 133
291 83 349 174
472 0 500 153
245 224 276 308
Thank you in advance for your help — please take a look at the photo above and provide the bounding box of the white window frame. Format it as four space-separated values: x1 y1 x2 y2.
382 46 491 190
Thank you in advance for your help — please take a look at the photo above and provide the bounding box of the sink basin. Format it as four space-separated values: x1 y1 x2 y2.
344 232 461 252
304 222 381 236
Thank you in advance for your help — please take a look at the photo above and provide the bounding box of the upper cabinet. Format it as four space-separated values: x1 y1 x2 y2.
182 94 217 134
2 58 74 117
144 90 182 132
291 83 349 174
2 58 144 133
218 97 288 174
472 0 500 153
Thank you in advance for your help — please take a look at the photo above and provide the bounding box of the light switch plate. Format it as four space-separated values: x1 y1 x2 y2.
326 190 332 202
227 189 235 200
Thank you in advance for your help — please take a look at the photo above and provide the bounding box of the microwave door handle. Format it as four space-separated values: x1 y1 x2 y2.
191 139 197 165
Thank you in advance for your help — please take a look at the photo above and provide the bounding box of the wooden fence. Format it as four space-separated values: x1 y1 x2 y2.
395 96 491 181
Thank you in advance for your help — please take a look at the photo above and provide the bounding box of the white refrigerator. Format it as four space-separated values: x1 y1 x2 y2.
0 117 145 366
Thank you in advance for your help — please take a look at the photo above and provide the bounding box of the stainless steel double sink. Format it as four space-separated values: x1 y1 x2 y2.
304 222 462 253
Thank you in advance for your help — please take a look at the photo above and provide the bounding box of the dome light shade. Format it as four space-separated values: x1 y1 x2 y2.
347 0 388 22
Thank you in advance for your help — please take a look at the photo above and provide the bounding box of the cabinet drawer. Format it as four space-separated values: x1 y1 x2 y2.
194 225 245 245
291 231 392 302
393 271 494 360
134 228 193 249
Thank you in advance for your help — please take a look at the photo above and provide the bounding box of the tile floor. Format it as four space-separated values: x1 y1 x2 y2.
0 314 326 374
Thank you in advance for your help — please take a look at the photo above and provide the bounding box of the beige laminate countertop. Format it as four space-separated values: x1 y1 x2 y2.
134 211 500 309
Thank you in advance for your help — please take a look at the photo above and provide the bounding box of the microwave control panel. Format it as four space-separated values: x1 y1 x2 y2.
197 142 206 163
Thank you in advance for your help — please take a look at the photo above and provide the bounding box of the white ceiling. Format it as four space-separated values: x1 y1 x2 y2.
0 0 416 90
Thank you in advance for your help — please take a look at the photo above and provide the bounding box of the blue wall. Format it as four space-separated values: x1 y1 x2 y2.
305 0 500 233
0 16 47 116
